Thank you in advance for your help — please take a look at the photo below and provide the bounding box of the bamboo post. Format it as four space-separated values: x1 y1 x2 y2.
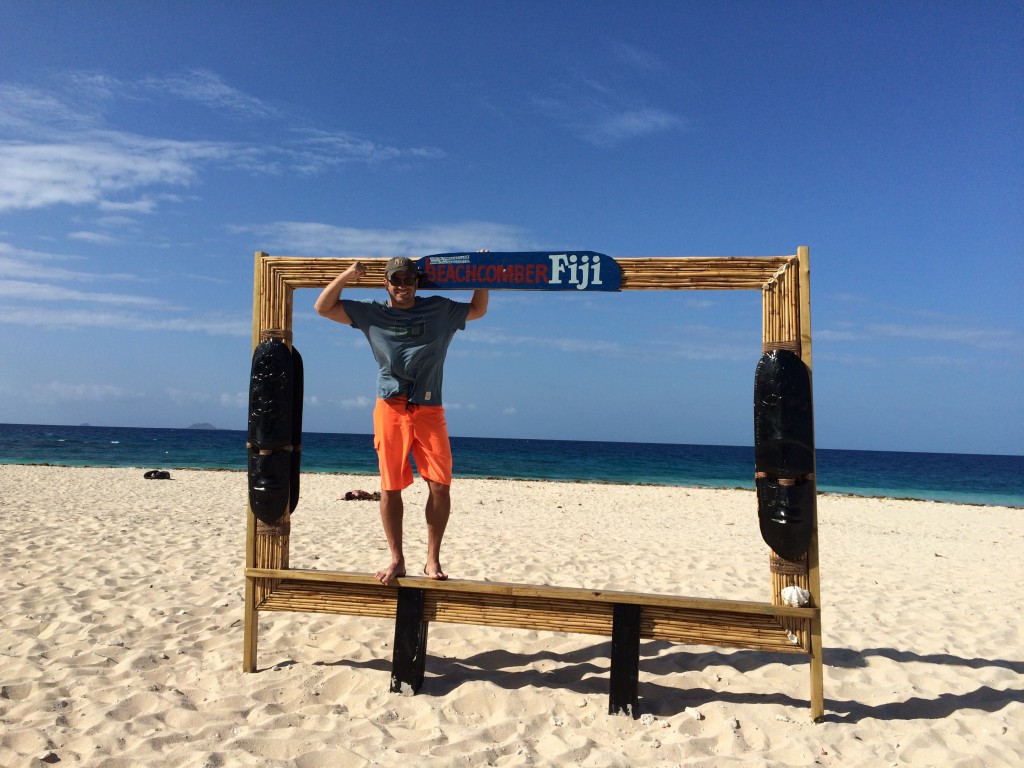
796 245 824 720
798 246 813 370
244 252 298 672
242 250 266 672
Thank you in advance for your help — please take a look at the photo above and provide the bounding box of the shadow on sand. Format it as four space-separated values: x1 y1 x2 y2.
289 639 1024 722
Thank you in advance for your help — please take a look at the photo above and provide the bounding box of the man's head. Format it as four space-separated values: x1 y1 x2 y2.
384 257 418 309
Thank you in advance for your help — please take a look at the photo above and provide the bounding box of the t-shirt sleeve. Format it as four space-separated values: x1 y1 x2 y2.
340 299 369 329
445 297 472 331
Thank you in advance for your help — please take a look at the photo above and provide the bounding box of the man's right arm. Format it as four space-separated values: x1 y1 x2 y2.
314 262 366 325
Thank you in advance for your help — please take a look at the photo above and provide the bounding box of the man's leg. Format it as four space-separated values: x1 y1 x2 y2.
408 404 452 579
373 398 414 585
376 489 406 584
423 480 450 580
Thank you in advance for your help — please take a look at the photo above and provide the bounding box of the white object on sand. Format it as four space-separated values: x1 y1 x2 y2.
780 586 811 607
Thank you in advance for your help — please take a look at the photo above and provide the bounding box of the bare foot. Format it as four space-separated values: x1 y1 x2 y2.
375 560 406 585
423 562 448 581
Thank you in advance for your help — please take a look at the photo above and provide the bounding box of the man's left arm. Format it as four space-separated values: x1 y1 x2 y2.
466 289 489 322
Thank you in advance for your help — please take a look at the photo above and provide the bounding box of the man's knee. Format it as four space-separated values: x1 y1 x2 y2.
380 489 403 508
425 480 450 499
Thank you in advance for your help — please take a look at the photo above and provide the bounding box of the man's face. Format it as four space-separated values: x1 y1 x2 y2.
386 270 418 309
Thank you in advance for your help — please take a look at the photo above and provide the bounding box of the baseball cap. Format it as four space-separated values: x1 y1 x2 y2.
385 257 416 278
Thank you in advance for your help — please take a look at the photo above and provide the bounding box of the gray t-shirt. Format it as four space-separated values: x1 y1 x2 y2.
341 296 471 405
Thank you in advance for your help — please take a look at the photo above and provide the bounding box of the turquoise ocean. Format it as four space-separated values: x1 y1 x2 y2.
1 423 1021 508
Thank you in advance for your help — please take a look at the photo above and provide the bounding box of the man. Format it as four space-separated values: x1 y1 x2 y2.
314 257 488 584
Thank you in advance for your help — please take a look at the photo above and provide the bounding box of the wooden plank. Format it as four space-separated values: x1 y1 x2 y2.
249 569 810 655
245 568 819 620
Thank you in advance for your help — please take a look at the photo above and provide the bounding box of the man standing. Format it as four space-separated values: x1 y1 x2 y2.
314 257 488 584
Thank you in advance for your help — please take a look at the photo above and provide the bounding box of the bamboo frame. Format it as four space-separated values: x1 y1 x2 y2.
243 248 823 720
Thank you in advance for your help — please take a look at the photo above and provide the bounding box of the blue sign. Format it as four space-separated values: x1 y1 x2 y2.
417 251 621 291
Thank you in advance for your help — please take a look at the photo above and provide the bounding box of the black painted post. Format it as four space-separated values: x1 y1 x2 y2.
390 587 429 694
609 603 641 717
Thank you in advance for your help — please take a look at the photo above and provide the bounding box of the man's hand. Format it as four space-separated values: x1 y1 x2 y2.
345 261 367 280
315 261 366 324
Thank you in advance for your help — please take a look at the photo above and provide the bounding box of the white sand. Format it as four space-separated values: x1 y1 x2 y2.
1 465 1021 766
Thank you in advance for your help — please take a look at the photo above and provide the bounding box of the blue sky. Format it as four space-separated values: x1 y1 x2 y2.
1 2 1021 454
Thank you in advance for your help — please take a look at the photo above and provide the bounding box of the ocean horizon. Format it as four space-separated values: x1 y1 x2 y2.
1 422 1021 509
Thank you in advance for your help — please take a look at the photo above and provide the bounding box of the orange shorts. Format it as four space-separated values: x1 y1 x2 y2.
373 397 453 491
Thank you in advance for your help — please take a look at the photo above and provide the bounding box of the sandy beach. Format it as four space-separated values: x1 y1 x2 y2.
1 464 1021 766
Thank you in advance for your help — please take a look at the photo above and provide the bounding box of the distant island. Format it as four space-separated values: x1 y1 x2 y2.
186 423 218 430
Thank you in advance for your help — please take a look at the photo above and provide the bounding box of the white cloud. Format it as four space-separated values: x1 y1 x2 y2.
866 323 1016 349
288 129 446 172
0 134 234 211
652 339 756 362
0 249 93 281
0 303 249 335
466 328 625 355
529 39 684 147
167 388 213 405
687 298 717 309
0 73 445 215
533 61 684 148
235 221 530 256
585 108 683 146
611 42 666 73
337 395 373 410
0 243 248 338
445 402 479 412
534 93 684 146
98 198 157 214
0 279 165 306
141 69 280 119
0 243 146 284
221 391 248 409
27 380 143 404
68 230 120 244
0 83 99 132
464 323 758 363
816 329 863 343
818 322 1023 354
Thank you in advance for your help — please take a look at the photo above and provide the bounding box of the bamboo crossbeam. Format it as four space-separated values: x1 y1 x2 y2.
259 582 397 618
644 608 807 653
251 255 796 293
